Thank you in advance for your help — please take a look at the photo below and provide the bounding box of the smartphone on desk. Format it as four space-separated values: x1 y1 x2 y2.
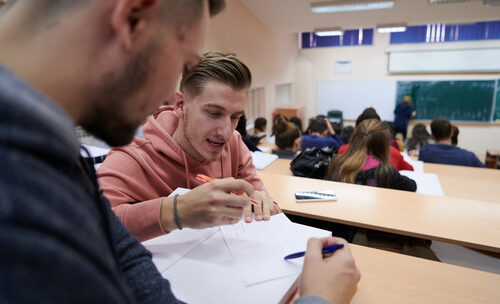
294 190 337 202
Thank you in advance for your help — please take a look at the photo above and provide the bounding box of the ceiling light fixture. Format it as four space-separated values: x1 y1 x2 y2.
377 23 407 33
311 0 395 13
314 28 344 36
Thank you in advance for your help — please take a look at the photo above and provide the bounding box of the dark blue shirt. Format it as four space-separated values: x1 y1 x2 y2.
394 103 413 129
419 144 485 167
302 134 343 151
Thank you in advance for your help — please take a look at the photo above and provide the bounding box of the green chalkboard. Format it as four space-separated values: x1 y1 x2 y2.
495 80 500 122
396 80 496 122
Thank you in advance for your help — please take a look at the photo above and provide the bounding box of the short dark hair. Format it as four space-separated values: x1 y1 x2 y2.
451 125 459 146
307 117 328 134
180 51 252 98
356 107 381 127
430 118 452 141
254 117 267 132
289 117 303 133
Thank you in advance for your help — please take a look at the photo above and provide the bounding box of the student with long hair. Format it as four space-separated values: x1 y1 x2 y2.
327 121 439 260
337 107 414 171
405 123 430 152
327 119 416 191
272 116 302 159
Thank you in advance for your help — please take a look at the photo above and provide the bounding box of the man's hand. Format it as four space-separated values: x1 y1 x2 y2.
324 118 335 135
160 178 254 231
299 237 360 304
242 190 277 223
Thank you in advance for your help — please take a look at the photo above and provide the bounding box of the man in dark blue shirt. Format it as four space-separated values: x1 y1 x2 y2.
302 117 343 151
419 118 485 167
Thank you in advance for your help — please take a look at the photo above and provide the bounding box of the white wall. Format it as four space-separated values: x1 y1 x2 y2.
296 32 500 157
206 0 298 125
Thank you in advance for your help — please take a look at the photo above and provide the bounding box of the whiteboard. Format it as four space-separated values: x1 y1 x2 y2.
316 81 397 121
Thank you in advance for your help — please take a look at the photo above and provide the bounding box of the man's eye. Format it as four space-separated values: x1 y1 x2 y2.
207 111 221 117
231 115 241 121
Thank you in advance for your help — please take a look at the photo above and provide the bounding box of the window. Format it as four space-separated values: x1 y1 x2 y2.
300 29 374 49
245 87 265 126
390 20 500 44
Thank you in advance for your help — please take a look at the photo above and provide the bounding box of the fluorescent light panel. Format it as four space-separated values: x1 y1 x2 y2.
311 0 394 13
377 23 407 33
314 28 344 36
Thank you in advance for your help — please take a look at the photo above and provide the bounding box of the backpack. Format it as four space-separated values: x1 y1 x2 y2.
290 147 335 179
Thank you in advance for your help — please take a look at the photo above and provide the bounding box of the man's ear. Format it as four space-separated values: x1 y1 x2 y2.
175 92 185 112
110 0 160 50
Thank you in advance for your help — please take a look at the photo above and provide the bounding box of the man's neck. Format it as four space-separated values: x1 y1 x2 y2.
172 121 206 162
435 138 452 145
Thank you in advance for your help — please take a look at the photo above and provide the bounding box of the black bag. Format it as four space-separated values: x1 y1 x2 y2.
290 147 335 179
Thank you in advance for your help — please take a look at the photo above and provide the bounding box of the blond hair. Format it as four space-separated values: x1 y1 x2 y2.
180 51 252 97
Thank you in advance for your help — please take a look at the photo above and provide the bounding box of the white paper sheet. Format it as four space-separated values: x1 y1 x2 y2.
161 222 330 304
142 227 218 274
251 151 279 170
400 170 444 196
400 151 424 173
220 213 330 285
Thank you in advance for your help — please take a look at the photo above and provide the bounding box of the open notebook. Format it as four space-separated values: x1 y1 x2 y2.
143 213 331 304
251 151 279 170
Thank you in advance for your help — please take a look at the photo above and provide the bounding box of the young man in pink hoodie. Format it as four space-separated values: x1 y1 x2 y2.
97 52 278 242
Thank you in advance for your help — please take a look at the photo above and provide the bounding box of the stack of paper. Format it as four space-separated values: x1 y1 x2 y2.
142 213 331 304
251 151 279 170
400 170 444 196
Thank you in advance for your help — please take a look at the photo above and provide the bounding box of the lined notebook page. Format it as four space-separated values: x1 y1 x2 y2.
162 222 329 304
142 227 218 274
220 213 331 286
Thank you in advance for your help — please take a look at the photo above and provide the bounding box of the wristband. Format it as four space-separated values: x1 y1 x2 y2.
173 194 182 230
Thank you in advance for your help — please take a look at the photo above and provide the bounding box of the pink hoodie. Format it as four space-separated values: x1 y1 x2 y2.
97 106 266 241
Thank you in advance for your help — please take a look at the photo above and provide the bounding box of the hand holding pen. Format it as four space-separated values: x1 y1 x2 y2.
196 174 260 206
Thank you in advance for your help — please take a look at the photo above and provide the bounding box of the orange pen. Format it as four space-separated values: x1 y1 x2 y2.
196 174 260 206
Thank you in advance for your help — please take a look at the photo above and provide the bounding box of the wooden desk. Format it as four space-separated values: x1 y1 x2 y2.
261 159 500 203
348 244 500 303
424 163 500 203
261 157 292 175
258 172 500 253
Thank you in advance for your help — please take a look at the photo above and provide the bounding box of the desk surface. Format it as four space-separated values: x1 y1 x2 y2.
349 243 500 303
423 163 500 202
261 158 500 203
258 172 500 252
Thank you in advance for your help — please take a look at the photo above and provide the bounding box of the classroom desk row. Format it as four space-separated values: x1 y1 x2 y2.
261 158 500 203
340 243 500 303
257 172 500 253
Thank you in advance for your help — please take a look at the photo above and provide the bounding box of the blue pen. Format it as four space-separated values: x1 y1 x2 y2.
284 244 344 260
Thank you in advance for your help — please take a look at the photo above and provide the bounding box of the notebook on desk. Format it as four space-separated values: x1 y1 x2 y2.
143 213 331 304
251 151 279 170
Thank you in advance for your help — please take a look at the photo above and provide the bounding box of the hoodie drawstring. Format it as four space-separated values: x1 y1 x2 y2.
180 149 190 189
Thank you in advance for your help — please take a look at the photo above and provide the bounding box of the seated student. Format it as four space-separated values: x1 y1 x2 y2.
272 117 302 159
253 117 267 138
338 108 414 171
327 119 417 192
419 118 485 167
98 52 278 241
301 117 343 151
289 116 304 134
405 123 430 153
236 114 261 152
384 121 404 152
0 2 360 304
340 125 354 144
326 121 439 259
